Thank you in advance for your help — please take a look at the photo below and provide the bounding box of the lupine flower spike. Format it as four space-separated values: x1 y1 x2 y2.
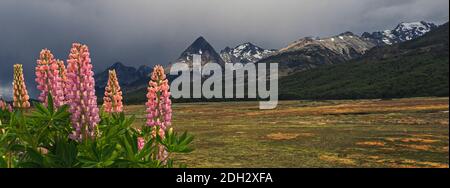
0 99 12 126
103 70 123 113
56 60 68 103
146 65 172 161
66 43 100 141
0 87 8 111
0 99 10 112
13 64 31 109
0 100 4 110
35 49 66 108
137 137 145 151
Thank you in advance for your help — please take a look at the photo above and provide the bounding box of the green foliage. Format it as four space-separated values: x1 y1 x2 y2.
159 129 194 153
0 94 194 168
280 54 449 100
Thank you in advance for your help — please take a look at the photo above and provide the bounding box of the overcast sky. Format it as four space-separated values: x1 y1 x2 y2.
0 0 448 99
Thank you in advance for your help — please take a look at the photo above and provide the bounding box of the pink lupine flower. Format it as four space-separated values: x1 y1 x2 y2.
146 65 172 130
146 65 172 161
35 49 66 108
13 64 31 109
66 43 100 141
0 101 12 113
137 137 145 151
102 70 123 113
7 104 12 112
56 60 69 103
7 104 12 113
0 99 8 111
0 85 8 112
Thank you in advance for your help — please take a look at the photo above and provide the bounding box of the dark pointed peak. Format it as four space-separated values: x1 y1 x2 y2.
176 36 225 64
182 36 218 55
193 36 208 44
186 36 215 51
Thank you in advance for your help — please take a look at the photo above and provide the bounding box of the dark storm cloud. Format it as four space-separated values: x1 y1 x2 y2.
0 0 448 99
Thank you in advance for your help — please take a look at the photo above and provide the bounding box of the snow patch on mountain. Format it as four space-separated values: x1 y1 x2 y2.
362 21 437 45
220 42 275 64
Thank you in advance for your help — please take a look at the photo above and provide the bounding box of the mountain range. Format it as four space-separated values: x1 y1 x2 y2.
280 22 448 99
362 21 437 45
94 20 447 103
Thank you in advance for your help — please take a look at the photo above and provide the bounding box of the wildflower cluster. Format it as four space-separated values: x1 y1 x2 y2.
0 43 193 168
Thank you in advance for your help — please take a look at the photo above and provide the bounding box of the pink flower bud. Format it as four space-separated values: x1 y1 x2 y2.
102 70 123 113
13 64 30 109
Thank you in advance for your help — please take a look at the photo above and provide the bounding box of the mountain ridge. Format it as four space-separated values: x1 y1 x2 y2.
257 31 376 75
362 21 437 45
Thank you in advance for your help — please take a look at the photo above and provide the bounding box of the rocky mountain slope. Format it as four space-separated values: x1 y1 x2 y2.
220 42 275 64
258 32 376 75
362 21 437 45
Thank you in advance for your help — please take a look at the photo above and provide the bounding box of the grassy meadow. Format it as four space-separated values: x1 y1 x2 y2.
125 97 449 168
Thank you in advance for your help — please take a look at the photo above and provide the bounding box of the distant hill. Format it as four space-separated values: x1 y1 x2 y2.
95 62 151 88
94 62 152 102
279 22 449 100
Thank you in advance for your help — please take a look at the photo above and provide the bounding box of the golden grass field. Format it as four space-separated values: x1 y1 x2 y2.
125 97 449 168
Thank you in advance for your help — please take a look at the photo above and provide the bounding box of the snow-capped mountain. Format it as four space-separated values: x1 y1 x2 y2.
362 21 437 45
259 32 376 75
278 31 375 57
220 42 275 64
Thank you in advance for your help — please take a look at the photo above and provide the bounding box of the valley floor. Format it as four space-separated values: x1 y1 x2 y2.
125 97 449 168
